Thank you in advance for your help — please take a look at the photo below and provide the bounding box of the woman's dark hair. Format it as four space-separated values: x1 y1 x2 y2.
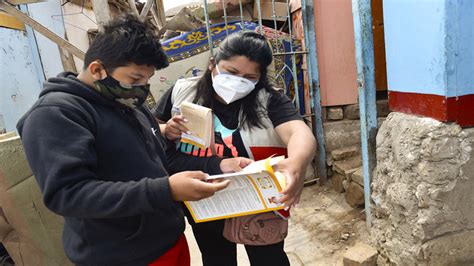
193 31 276 129
83 14 168 71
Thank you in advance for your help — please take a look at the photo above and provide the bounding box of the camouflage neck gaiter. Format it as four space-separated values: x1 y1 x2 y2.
93 74 150 108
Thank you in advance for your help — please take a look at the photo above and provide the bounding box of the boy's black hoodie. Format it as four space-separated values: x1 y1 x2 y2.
16 73 222 265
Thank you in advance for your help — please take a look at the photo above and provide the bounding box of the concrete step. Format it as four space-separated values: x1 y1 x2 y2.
343 242 378 266
343 99 390 120
333 155 362 176
323 118 386 154
351 167 364 187
327 107 344 121
332 173 346 193
324 120 361 153
331 145 360 161
344 167 360 180
345 182 364 207
0 136 32 189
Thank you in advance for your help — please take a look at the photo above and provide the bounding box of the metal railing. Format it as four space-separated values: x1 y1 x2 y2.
200 0 328 184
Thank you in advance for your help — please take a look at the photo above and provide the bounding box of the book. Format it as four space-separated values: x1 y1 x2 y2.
184 156 287 223
179 101 213 149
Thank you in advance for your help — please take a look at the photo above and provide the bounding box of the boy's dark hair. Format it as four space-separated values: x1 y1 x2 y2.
83 14 168 71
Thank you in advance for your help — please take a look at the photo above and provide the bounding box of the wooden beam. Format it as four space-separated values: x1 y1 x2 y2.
0 2 85 60
91 0 111 32
139 0 153 20
150 5 161 29
60 31 78 73
59 46 78 73
68 0 93 9
0 10 25 30
153 0 165 28
5 0 44 5
127 0 139 16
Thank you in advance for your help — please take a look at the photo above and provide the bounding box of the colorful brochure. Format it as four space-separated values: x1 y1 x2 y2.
184 156 287 223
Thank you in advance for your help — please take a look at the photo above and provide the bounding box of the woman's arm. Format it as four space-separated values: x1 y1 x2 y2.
275 120 316 207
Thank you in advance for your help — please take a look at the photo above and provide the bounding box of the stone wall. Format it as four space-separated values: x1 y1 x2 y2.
0 133 71 265
372 112 474 265
0 114 5 134
324 100 389 207
323 100 389 155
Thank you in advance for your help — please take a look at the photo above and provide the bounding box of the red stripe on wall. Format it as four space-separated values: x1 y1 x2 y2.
388 91 448 121
447 94 474 127
388 91 474 127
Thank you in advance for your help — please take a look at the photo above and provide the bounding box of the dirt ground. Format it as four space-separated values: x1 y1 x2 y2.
186 182 370 265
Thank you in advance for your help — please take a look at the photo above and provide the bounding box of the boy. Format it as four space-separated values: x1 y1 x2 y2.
17 15 233 265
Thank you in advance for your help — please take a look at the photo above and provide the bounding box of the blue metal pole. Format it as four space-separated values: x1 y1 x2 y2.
351 0 378 228
300 0 327 183
203 0 214 57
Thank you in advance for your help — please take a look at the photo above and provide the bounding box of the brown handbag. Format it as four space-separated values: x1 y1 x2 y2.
223 211 288 246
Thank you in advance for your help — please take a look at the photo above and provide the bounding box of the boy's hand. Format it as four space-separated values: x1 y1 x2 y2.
220 157 253 173
164 115 189 140
169 171 230 201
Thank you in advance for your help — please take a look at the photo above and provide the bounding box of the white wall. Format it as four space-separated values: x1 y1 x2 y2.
0 1 66 132
0 27 43 132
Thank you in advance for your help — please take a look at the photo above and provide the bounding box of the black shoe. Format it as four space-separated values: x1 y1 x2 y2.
0 255 14 266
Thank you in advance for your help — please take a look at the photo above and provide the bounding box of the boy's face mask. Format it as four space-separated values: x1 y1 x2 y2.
93 67 150 108
211 65 258 104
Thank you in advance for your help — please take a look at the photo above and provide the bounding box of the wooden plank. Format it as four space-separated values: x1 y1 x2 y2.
59 46 78 73
60 31 78 73
5 0 44 5
150 6 160 29
0 2 85 60
153 0 165 27
68 0 93 9
0 10 24 30
253 1 287 22
91 0 111 31
127 0 139 16
372 0 387 91
139 0 153 20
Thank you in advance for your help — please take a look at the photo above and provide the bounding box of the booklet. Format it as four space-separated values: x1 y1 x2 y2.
179 101 213 149
184 156 287 223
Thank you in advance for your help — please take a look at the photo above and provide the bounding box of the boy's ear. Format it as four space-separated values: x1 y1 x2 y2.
88 61 106 80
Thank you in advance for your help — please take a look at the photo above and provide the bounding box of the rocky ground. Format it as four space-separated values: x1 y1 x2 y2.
186 182 370 266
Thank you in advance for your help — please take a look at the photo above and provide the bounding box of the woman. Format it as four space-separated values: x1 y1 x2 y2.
154 31 316 266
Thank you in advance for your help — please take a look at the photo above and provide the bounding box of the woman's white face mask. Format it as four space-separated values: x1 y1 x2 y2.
211 65 258 104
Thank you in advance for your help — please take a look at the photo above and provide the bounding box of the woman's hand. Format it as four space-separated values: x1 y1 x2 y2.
274 157 307 208
164 115 189 140
274 120 316 208
220 157 254 173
